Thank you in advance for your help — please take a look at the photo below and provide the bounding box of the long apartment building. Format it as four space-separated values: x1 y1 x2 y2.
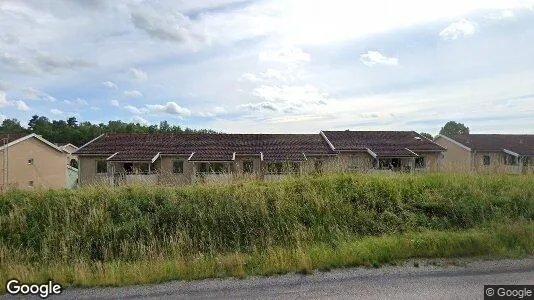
74 130 446 186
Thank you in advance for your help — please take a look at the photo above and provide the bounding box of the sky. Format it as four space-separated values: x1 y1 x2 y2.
1 0 534 134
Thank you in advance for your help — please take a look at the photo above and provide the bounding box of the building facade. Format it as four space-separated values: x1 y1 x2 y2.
434 134 534 174
75 131 446 186
0 133 72 190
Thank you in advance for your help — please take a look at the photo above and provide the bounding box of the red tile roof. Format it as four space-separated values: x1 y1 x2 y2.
322 131 445 157
450 134 534 156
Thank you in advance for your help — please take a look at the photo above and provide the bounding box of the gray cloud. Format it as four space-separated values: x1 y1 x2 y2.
0 53 93 75
130 6 206 43
239 101 279 112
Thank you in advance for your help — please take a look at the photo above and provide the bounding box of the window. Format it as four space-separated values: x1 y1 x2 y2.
524 157 530 167
28 181 34 187
132 163 149 174
504 155 518 166
314 159 323 173
243 160 254 174
27 158 34 165
267 162 299 174
173 160 184 174
69 159 78 168
96 160 107 174
483 155 491 166
197 162 229 174
415 157 426 169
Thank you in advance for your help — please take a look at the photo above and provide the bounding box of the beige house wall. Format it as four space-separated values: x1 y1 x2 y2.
78 156 109 185
434 136 472 172
159 156 195 185
0 137 67 189
336 152 374 172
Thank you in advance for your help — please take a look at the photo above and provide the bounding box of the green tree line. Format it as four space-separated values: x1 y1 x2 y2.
0 116 217 147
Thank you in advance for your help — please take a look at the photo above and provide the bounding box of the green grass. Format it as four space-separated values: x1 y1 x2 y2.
1 221 532 292
0 173 533 292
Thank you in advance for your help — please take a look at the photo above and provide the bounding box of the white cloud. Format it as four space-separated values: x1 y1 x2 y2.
124 90 143 98
22 87 56 102
50 108 63 115
102 81 118 89
360 51 399 67
64 98 88 106
125 102 191 117
110 99 120 107
129 68 148 81
146 102 191 116
259 48 310 64
0 91 8 107
439 19 477 40
14 100 30 111
198 106 227 117
132 116 149 125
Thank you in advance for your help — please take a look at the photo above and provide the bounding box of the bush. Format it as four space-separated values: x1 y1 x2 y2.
0 173 533 265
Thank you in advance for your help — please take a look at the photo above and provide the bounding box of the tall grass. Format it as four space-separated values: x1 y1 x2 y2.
0 173 533 290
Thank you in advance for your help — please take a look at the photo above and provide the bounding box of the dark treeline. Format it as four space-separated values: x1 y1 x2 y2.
0 116 217 147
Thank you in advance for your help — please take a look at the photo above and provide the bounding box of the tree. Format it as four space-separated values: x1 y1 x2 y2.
67 117 78 128
439 121 469 137
0 119 27 133
419 132 433 140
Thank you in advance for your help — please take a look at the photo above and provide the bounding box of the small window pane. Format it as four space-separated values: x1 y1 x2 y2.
483 156 491 166
243 161 254 173
415 157 426 168
173 160 184 174
96 160 107 173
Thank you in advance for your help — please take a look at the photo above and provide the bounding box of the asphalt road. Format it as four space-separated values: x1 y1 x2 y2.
4 258 534 300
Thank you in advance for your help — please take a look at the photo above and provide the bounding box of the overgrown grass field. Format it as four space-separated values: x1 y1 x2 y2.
1 173 533 291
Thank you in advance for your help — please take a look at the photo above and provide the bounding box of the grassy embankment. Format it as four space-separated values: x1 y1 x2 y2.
0 173 533 291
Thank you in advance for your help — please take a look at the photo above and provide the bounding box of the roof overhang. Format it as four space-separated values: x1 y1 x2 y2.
366 148 378 159
503 149 520 157
0 133 64 153
436 134 471 151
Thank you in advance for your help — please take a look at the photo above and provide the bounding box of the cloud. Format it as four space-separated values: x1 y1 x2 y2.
50 108 63 115
130 6 207 44
0 53 93 75
110 99 120 107
22 87 56 102
239 101 279 112
124 90 143 98
102 81 118 89
360 51 399 67
487 10 515 20
132 116 150 125
129 68 148 81
125 101 191 116
0 91 30 111
63 98 88 106
439 19 477 40
146 102 191 116
198 106 227 117
259 48 310 64
14 100 30 111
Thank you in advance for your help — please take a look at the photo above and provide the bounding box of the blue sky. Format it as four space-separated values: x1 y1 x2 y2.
1 0 534 134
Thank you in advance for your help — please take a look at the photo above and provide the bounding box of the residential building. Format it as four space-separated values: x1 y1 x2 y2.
321 131 445 172
0 133 73 190
434 134 534 173
75 131 446 186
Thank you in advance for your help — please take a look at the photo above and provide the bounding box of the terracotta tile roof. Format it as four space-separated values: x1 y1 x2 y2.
75 133 335 162
322 131 445 157
450 134 534 156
